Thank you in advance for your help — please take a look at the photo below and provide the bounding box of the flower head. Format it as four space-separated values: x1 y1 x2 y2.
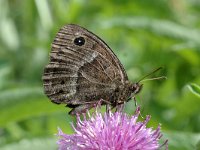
57 107 168 150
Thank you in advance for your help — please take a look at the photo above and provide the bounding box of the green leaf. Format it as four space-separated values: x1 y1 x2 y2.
0 137 57 150
0 87 43 108
100 17 200 44
165 131 200 150
187 83 200 98
0 97 68 127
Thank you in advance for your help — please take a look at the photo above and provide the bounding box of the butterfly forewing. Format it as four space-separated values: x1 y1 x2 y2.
43 24 129 112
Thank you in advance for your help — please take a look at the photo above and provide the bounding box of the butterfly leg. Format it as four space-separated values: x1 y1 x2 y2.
116 102 125 112
133 96 138 107
106 104 111 113
69 98 112 115
69 103 96 115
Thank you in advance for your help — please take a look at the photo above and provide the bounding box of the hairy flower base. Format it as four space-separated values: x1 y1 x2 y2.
57 107 168 150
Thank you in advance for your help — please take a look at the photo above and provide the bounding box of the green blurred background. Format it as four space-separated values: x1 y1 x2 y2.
0 0 200 149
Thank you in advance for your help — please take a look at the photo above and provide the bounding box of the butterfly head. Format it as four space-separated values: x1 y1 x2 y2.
130 82 143 95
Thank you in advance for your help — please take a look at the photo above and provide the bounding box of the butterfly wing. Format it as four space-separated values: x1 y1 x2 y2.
42 24 128 106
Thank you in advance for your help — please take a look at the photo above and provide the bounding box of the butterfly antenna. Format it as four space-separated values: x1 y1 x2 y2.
140 76 167 83
137 67 164 83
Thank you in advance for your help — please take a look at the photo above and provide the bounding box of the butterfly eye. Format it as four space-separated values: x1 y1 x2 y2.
74 36 85 46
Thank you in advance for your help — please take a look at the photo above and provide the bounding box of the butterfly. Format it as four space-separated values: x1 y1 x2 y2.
42 24 142 115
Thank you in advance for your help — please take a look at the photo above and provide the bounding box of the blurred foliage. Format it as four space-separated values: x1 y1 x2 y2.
188 83 200 98
0 0 200 149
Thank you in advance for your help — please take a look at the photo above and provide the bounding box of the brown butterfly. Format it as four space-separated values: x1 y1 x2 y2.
42 24 142 115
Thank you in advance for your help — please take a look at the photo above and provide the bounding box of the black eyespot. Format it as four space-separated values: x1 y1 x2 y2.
61 80 65 85
74 37 85 46
58 89 64 94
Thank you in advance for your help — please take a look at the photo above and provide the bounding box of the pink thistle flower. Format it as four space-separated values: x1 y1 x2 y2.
57 107 168 150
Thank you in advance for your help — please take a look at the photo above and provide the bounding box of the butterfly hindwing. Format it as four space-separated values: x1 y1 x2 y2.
43 24 129 112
